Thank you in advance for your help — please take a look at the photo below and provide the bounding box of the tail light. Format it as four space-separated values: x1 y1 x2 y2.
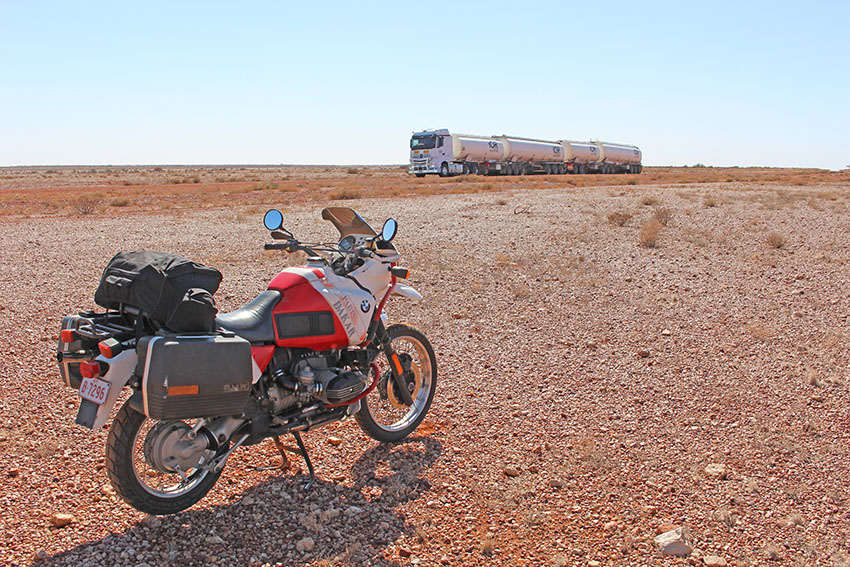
80 360 107 379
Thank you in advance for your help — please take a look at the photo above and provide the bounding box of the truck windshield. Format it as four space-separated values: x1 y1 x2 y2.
410 134 436 150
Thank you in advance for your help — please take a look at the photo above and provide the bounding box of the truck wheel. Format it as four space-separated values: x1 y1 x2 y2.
471 164 479 175
521 164 528 175
415 173 425 178
439 162 449 177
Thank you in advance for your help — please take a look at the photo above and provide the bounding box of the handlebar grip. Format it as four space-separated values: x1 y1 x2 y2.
264 243 289 250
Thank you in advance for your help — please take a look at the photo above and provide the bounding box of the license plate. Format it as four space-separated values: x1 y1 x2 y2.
79 376 110 405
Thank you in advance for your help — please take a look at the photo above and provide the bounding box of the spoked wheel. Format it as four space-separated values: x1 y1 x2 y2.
356 324 437 442
105 400 226 515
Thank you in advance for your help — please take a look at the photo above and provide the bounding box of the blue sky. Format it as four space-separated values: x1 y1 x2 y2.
1 1 848 168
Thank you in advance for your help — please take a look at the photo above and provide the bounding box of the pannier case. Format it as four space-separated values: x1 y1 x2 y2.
136 334 252 420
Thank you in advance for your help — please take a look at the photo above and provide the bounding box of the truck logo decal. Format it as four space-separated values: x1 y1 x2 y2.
488 141 498 150
553 147 561 154
590 147 597 153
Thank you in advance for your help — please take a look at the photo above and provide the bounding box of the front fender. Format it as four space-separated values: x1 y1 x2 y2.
75 350 138 429
392 282 423 300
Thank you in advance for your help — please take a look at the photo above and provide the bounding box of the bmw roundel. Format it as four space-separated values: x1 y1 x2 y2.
360 300 371 313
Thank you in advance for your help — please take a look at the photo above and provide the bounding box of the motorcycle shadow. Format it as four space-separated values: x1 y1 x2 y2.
39 436 443 567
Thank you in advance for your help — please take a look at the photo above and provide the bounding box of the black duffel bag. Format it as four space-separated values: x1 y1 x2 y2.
94 251 222 331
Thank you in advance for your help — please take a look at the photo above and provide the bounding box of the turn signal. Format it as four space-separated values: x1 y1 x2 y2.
60 329 76 343
98 338 123 358
80 360 105 379
391 267 411 279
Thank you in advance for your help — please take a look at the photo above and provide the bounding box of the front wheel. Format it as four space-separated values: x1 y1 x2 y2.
439 162 449 177
356 324 437 442
105 400 225 515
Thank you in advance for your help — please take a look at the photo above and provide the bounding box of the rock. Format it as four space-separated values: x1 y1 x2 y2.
8 468 19 478
50 513 74 528
654 527 693 557
140 515 160 528
205 535 225 545
656 522 679 535
637 349 651 358
344 505 363 516
399 547 412 558
503 465 521 477
603 521 618 532
528 464 539 474
588 561 601 567
704 463 728 479
296 537 315 553
548 478 565 488
241 495 255 506
327 436 343 446
320 508 341 522
703 555 727 567
661 329 672 336
586 340 598 349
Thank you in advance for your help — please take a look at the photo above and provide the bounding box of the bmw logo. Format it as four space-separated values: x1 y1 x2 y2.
360 300 371 313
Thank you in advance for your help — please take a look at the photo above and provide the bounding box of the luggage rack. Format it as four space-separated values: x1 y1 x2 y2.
72 309 138 342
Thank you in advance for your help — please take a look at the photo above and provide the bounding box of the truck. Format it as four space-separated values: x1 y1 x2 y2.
408 129 642 177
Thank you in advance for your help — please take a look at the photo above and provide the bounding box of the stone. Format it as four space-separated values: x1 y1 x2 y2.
205 535 224 545
8 468 19 478
704 463 728 479
548 478 565 488
603 521 618 532
637 349 651 358
656 522 679 534
399 547 412 558
503 465 521 477
661 329 672 336
140 515 161 528
703 555 727 567
344 505 363 516
588 561 601 567
296 537 315 553
328 436 343 446
50 513 74 528
654 527 693 557
320 508 341 522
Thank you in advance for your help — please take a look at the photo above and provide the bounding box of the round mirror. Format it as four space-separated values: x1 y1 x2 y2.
381 218 398 242
263 209 283 231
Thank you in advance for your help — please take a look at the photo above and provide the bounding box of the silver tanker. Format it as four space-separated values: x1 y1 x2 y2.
409 129 642 177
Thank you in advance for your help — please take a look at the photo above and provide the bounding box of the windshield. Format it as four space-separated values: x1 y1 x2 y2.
321 207 376 239
410 134 436 150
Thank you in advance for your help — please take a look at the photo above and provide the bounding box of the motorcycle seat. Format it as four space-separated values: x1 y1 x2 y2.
215 290 281 343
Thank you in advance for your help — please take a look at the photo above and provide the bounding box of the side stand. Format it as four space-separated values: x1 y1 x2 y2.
291 430 315 490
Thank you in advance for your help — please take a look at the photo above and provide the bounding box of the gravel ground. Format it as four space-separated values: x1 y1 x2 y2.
1 181 849 566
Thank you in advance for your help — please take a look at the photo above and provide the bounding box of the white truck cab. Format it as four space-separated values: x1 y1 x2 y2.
409 129 463 177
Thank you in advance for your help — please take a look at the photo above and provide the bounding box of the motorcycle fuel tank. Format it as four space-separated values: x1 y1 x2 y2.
268 266 375 350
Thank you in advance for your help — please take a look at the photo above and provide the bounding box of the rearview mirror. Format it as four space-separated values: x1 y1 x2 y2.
263 209 283 231
381 218 398 242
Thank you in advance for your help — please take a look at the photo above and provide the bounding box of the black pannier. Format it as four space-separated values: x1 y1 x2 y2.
94 251 222 332
136 333 253 420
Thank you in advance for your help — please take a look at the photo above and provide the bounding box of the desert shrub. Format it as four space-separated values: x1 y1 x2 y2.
331 188 361 200
703 196 719 207
254 182 280 191
767 232 786 248
653 207 673 226
641 195 659 206
346 167 360 174
639 219 664 247
75 193 102 215
607 211 632 226
110 198 130 207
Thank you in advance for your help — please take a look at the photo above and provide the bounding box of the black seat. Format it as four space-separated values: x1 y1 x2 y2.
215 290 281 343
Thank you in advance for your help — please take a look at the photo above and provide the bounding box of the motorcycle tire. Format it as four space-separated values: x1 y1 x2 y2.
105 400 226 515
355 324 437 442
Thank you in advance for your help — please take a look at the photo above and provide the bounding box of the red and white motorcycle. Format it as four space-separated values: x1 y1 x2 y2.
56 207 436 515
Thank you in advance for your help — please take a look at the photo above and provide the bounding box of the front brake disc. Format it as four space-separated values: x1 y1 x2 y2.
387 362 421 409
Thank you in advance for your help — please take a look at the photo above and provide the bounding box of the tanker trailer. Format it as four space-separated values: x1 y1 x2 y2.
409 128 641 176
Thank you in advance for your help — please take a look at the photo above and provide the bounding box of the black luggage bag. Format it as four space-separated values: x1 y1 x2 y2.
94 251 221 332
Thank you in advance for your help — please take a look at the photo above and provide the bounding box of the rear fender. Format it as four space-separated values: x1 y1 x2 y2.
76 350 138 429
392 283 422 300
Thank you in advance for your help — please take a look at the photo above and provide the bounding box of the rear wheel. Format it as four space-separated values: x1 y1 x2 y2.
105 401 225 515
356 324 437 442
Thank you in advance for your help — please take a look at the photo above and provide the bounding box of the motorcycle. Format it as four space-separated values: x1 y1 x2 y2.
55 207 437 515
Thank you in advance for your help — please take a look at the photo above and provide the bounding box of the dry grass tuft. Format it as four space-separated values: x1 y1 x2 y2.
653 207 673 226
638 219 664 247
703 195 719 207
331 188 362 200
641 195 659 206
481 533 496 556
607 211 632 227
766 232 786 249
109 197 130 207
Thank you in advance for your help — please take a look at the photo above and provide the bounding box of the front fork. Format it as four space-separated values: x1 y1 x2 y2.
374 320 415 406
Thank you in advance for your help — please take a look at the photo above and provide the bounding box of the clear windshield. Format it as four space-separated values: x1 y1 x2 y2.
321 207 376 239
410 134 436 150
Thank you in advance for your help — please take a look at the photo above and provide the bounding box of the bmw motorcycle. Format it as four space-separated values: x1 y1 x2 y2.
56 207 436 515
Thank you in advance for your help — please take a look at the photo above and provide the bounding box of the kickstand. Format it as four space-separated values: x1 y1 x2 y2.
291 431 315 490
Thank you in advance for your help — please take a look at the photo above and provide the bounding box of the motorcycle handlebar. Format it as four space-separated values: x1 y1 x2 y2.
263 243 290 251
